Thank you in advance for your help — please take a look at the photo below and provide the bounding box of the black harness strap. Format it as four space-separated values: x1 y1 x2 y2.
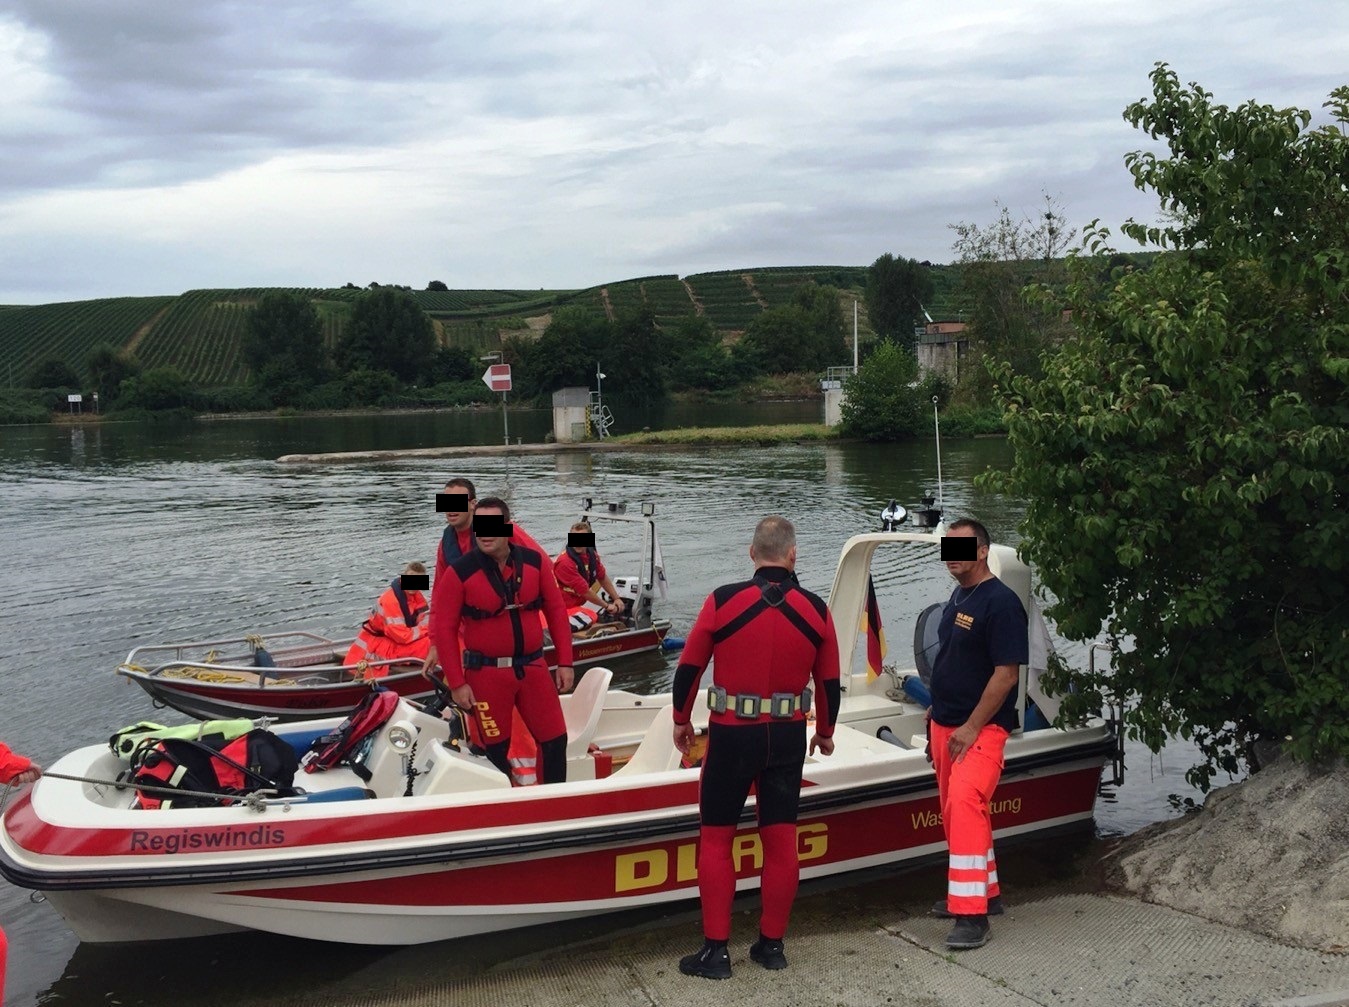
710 578 823 649
566 546 598 588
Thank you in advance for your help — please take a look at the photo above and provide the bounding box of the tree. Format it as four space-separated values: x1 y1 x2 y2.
427 344 477 384
985 65 1349 789
116 366 193 411
27 358 80 390
86 344 142 405
515 306 609 398
865 254 934 347
243 291 328 403
838 342 925 441
948 195 1078 402
427 280 449 291
604 306 666 402
736 284 848 374
337 288 435 384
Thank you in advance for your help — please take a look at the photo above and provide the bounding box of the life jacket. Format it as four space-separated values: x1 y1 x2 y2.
458 546 546 620
566 547 598 589
128 730 300 810
441 525 476 566
300 688 400 780
110 719 255 761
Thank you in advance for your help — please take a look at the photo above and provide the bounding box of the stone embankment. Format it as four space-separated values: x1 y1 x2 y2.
1102 753 1349 953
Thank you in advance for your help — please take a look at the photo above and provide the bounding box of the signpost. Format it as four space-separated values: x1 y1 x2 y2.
67 393 82 415
481 362 512 446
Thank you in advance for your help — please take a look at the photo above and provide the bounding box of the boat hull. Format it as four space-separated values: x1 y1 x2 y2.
117 623 671 721
2 732 1109 945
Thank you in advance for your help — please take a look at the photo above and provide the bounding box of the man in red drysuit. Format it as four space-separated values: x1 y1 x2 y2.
430 498 575 785
671 515 839 979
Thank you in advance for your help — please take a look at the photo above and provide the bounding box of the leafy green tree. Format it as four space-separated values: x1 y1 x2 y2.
949 195 1077 402
242 291 328 404
604 307 666 402
666 318 735 391
27 358 81 390
987 65 1349 789
514 306 609 399
839 342 925 440
737 285 848 374
116 366 193 411
427 280 449 291
427 344 477 384
865 254 934 348
86 344 142 405
337 288 435 385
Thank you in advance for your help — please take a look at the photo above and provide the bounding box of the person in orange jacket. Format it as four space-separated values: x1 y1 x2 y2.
0 743 41 786
344 562 433 672
554 521 625 630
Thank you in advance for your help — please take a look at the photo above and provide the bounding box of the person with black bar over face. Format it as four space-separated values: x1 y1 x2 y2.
343 562 433 671
669 515 839 980
926 518 1028 951
554 520 624 630
429 498 575 784
425 477 548 676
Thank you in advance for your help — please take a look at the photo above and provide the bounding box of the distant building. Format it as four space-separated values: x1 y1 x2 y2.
914 321 970 384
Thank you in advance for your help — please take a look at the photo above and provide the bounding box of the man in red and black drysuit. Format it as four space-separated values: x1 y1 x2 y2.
430 497 576 784
554 521 624 629
670 515 839 980
927 517 1027 950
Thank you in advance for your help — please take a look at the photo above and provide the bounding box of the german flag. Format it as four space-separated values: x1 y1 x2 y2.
862 574 887 681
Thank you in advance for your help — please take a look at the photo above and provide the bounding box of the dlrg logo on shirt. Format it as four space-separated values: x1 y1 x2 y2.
954 612 975 630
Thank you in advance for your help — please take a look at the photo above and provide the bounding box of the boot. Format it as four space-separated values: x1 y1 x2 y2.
678 940 731 980
930 895 1003 918
749 934 788 970
945 914 990 950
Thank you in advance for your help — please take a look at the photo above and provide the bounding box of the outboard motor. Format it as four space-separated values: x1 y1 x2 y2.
911 493 943 530
880 500 907 531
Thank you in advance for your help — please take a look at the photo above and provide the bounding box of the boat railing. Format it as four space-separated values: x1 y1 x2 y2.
125 631 337 667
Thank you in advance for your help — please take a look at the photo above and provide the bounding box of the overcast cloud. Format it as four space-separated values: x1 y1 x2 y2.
0 0 1344 302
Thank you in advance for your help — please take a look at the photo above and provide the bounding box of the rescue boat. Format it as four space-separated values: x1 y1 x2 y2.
116 501 675 721
1 530 1119 946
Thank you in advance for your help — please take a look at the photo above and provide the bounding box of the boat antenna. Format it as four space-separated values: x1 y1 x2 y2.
932 395 943 512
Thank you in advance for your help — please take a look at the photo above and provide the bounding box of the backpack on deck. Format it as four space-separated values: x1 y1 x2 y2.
300 687 400 781
128 730 301 810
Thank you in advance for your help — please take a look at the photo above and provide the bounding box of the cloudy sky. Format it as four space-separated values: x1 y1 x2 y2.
0 1 1344 304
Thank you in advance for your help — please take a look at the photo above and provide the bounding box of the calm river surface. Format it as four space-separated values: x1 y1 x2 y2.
0 403 1207 1007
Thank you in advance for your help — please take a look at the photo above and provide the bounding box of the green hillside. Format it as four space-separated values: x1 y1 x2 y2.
0 266 943 388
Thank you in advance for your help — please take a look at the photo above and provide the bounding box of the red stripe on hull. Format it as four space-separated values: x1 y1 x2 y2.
232 766 1102 907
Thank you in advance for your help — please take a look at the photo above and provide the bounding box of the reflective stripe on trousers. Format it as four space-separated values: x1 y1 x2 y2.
929 720 1008 915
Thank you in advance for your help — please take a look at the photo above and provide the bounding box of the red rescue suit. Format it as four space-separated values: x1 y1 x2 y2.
436 524 545 586
553 547 607 610
0 743 33 785
344 580 431 670
430 534 574 784
671 566 840 944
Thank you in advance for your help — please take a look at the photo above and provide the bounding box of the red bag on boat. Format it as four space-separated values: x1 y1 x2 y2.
300 688 400 779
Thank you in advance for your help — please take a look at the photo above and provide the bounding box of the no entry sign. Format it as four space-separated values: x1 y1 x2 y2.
481 363 512 393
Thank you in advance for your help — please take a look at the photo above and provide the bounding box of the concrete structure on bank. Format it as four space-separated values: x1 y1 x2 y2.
916 320 971 384
552 387 591 442
820 366 853 427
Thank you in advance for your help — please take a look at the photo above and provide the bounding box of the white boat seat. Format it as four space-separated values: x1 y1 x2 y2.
563 667 613 759
614 706 684 776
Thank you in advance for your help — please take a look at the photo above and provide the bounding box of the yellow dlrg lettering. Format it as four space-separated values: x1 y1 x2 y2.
676 840 698 882
797 822 828 862
733 833 763 872
615 849 668 893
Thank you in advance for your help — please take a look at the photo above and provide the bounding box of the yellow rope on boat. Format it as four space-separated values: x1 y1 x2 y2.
117 663 149 677
203 649 221 664
243 633 266 651
159 666 253 684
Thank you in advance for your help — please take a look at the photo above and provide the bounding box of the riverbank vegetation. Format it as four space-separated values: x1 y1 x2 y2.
987 65 1349 789
610 423 838 446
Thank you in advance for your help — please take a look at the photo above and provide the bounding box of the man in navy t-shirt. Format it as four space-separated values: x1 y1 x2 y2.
927 518 1028 950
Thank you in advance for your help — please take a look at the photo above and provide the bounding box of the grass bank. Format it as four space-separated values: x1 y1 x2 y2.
610 423 840 446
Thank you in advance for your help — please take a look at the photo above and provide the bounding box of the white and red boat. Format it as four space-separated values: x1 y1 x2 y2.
1 529 1118 945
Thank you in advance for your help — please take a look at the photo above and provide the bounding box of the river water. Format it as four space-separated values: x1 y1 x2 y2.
0 403 1207 1006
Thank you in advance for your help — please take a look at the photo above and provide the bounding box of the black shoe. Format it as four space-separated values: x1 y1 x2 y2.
930 895 1003 918
749 935 787 970
679 940 731 980
945 915 990 950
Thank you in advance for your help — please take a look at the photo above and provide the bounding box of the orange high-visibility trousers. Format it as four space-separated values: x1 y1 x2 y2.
930 721 1007 915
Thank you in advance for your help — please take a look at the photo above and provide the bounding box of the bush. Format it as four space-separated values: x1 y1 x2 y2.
341 368 401 407
0 389 53 424
28 358 81 390
115 366 194 412
839 342 926 441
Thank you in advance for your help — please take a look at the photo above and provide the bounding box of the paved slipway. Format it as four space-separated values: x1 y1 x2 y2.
243 829 1349 1007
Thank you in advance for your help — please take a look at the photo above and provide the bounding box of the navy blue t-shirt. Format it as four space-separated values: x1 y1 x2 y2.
929 576 1029 732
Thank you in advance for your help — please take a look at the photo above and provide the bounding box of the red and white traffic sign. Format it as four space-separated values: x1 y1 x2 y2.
481 363 512 393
